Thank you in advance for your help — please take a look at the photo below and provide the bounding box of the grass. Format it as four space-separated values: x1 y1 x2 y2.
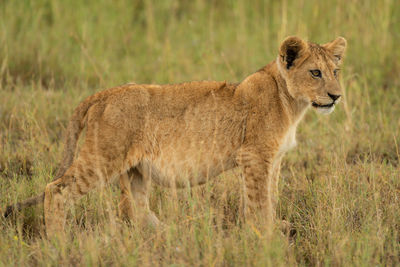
0 0 399 265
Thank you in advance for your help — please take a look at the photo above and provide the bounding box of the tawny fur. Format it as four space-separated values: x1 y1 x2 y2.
4 36 347 237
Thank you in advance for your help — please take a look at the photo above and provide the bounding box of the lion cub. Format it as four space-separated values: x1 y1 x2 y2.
5 36 346 236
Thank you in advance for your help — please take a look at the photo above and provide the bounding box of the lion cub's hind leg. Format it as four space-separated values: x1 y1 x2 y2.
44 157 106 238
44 140 134 237
118 168 161 228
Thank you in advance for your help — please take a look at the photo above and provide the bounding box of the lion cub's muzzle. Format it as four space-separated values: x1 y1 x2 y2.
312 93 341 114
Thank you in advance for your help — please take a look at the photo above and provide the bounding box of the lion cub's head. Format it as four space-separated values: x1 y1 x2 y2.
277 36 347 114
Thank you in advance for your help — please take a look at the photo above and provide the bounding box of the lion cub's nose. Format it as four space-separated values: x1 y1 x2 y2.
328 93 341 101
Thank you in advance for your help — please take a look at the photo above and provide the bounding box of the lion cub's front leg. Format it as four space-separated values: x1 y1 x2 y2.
237 147 278 232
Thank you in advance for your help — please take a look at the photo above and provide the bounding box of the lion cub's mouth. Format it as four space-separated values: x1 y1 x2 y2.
311 101 335 109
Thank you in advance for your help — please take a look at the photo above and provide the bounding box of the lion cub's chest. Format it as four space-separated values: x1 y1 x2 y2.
278 125 297 156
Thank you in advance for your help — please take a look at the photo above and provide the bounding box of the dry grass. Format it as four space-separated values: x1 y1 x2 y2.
1 0 399 266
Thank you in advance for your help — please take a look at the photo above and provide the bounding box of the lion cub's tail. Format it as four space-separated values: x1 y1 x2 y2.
3 92 103 218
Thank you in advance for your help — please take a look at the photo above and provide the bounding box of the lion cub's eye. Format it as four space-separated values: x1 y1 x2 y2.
310 69 322 78
333 69 340 77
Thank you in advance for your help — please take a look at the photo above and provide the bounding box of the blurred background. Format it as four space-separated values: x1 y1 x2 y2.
0 0 399 266
1 0 399 88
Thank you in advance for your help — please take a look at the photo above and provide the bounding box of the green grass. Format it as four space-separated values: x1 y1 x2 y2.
0 0 399 265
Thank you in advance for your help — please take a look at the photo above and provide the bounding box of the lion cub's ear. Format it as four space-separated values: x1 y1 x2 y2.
279 36 308 70
323 37 347 64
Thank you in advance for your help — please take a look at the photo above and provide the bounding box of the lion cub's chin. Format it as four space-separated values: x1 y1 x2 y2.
315 105 335 115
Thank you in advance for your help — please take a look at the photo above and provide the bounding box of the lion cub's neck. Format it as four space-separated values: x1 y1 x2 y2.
233 61 309 156
270 61 309 123
235 61 309 125
267 61 309 154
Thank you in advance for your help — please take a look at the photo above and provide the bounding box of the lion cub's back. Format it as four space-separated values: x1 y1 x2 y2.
95 81 244 183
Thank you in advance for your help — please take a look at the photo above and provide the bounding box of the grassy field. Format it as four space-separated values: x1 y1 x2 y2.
1 0 399 265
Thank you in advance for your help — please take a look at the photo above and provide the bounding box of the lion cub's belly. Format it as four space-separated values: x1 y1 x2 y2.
140 147 235 188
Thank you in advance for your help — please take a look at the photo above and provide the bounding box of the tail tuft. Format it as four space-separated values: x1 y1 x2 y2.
3 204 17 218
